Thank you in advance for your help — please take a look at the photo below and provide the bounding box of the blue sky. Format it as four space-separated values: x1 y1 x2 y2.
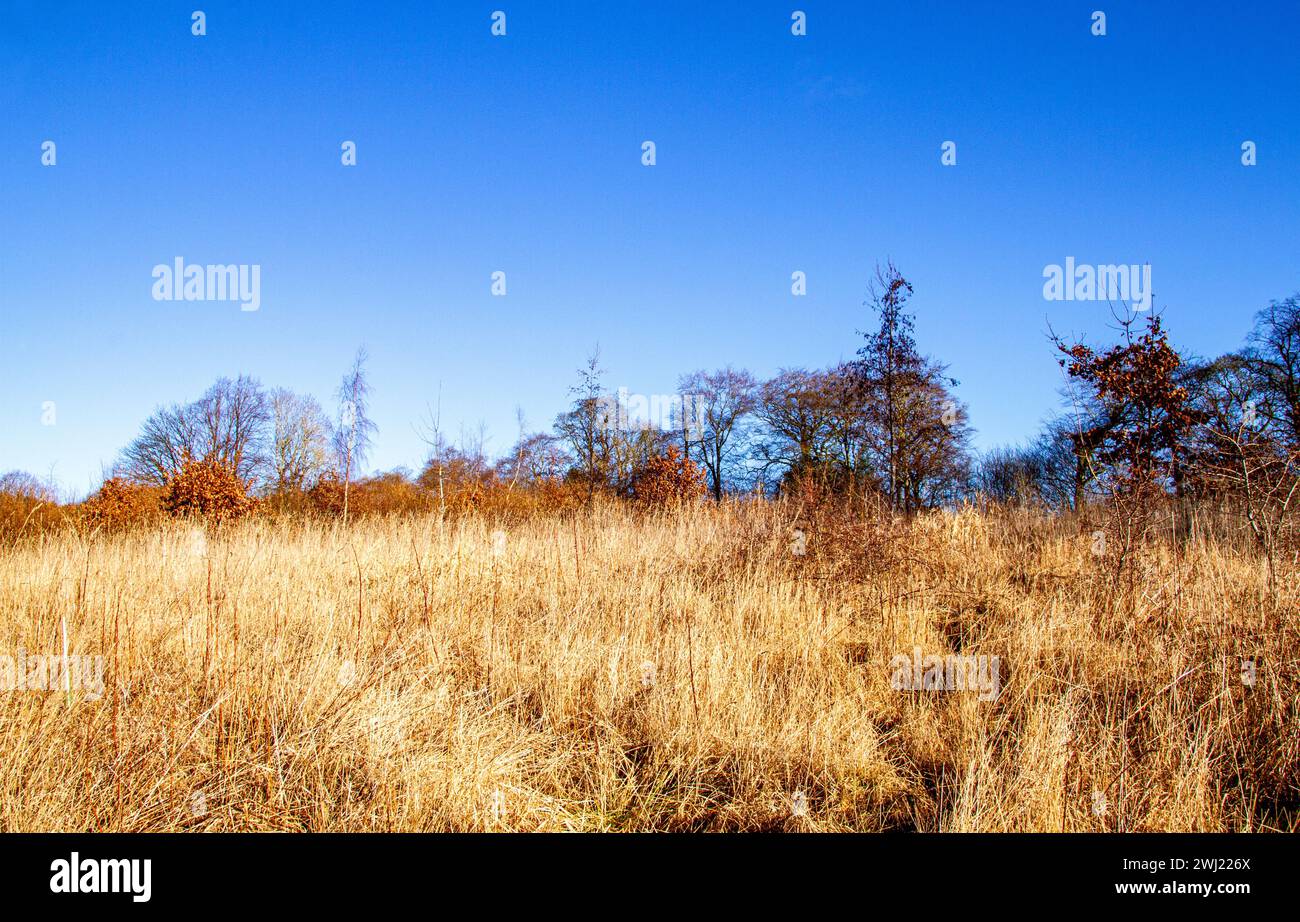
2 1 1298 497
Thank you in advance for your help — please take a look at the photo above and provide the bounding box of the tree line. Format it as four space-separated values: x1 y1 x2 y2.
15 263 1297 532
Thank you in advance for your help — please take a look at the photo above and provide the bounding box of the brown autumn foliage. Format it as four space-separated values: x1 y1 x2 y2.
355 471 430 515
1057 315 1196 492
0 472 67 545
1056 315 1202 594
161 457 255 522
302 467 588 521
82 477 163 531
629 444 707 507
308 471 427 516
533 476 587 514
306 474 347 515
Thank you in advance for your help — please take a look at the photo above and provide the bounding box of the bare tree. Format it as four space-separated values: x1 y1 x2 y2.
506 406 528 491
269 388 333 492
676 367 757 501
855 263 917 510
498 432 570 485
414 383 448 512
0 470 56 502
1244 293 1300 447
1183 348 1300 590
334 348 377 524
847 263 971 511
840 264 974 512
994 415 1096 511
901 380 973 509
752 368 840 490
1199 421 1300 593
554 347 609 502
120 376 269 486
118 403 194 485
821 362 874 488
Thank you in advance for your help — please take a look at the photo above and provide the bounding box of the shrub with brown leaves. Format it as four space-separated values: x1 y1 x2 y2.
162 458 254 522
0 472 67 544
82 477 162 531
307 475 346 515
629 444 706 507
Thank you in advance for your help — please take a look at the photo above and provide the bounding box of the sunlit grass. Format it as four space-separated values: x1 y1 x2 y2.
0 501 1294 831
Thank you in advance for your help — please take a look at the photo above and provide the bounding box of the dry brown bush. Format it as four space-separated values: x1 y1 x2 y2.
82 477 163 532
161 458 254 522
307 474 346 515
0 473 67 545
532 477 587 514
629 444 707 507
356 472 429 515
308 472 430 517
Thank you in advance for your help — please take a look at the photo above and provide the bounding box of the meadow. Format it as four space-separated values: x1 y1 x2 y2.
1 499 1294 832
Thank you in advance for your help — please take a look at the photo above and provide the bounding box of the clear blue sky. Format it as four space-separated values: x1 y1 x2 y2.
3 1 1298 497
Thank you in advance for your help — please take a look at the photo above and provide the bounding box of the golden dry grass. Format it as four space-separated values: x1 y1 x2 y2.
0 501 1295 831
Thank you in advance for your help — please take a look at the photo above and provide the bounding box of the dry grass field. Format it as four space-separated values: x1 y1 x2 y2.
1 501 1296 832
